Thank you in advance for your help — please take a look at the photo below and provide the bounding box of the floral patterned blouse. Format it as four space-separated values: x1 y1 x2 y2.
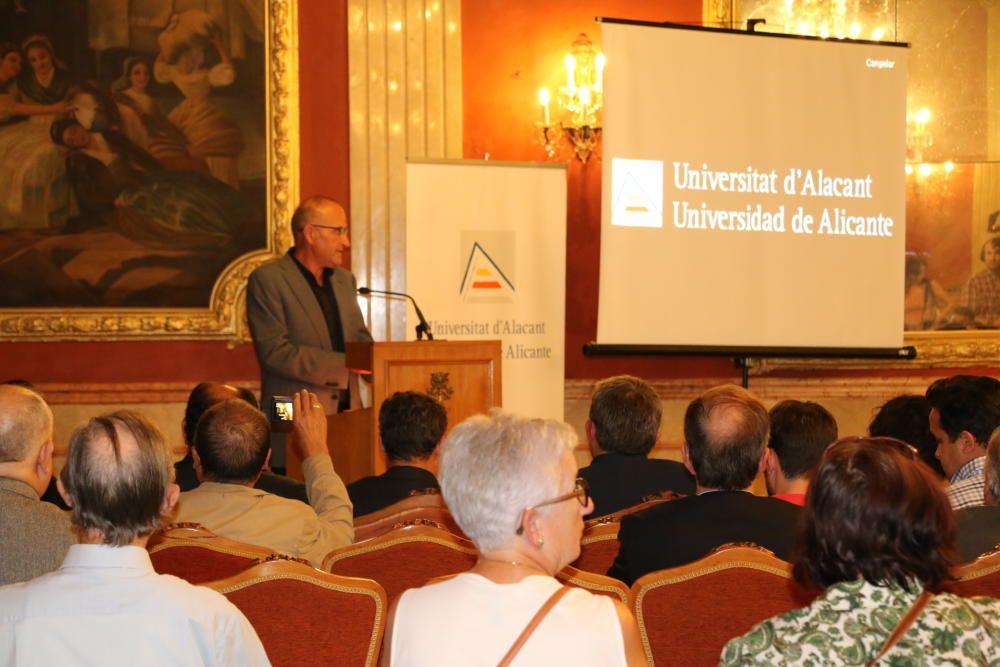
720 579 1000 666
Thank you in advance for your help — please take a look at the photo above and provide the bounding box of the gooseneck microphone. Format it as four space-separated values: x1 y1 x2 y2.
357 287 435 340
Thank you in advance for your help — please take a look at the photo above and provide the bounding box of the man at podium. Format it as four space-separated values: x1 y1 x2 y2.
246 196 372 470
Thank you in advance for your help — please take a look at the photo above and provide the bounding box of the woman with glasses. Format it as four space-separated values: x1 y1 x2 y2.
380 412 648 667
721 436 1000 666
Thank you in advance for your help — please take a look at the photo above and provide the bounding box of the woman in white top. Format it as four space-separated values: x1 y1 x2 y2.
381 412 648 667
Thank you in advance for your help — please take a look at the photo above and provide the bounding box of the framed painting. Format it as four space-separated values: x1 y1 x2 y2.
0 0 297 340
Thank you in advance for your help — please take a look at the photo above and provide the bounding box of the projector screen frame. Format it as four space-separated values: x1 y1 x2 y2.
594 15 918 363
595 16 910 50
589 19 1000 372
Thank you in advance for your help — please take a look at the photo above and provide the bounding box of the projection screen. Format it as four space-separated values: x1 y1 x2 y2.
596 20 908 350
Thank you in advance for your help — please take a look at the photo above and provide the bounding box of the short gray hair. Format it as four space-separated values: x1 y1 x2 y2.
439 412 577 553
0 385 52 463
61 411 175 546
987 427 1000 504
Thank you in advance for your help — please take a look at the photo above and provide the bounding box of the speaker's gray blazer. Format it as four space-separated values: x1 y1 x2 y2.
246 252 373 416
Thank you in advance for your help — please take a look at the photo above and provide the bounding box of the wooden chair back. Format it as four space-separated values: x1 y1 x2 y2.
353 491 465 541
630 543 818 667
323 524 478 602
204 558 387 667
147 523 277 584
573 495 679 575
557 564 630 604
571 521 621 574
942 549 1000 598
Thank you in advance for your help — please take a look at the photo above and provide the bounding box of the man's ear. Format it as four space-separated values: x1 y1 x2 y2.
56 476 74 508
191 447 204 482
760 447 773 475
585 420 601 456
35 439 54 483
960 430 983 454
681 442 696 477
161 483 180 516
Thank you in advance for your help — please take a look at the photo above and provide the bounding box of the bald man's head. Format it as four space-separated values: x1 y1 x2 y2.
61 411 175 545
0 384 52 464
683 385 770 491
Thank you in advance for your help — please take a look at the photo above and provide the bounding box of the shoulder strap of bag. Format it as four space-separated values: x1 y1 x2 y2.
866 590 933 667
496 586 572 667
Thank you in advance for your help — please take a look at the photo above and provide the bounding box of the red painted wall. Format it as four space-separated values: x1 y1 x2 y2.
0 2 351 385
463 0 738 380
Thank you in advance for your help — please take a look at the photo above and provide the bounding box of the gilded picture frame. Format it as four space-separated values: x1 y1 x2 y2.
0 0 298 341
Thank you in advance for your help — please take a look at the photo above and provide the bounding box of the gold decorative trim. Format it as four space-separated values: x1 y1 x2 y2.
759 331 1000 372
0 1 299 342
33 381 259 404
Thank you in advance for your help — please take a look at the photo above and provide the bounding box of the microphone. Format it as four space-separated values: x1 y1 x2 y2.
358 287 435 341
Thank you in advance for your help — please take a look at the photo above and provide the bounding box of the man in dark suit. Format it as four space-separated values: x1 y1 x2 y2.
246 196 373 470
578 375 694 518
347 391 446 517
608 385 800 586
956 429 1000 562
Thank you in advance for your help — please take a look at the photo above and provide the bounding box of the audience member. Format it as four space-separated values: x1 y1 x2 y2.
608 385 799 586
722 436 1000 665
926 374 1000 509
347 391 447 517
764 400 837 506
0 385 75 585
959 236 1000 328
869 394 946 477
955 427 1000 562
172 390 352 566
175 382 307 501
381 412 648 667
0 411 269 665
578 375 694 518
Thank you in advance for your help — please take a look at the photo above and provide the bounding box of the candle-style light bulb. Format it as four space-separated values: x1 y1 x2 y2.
565 54 576 91
538 87 551 126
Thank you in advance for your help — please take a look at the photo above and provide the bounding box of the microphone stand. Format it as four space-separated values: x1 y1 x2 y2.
357 287 435 340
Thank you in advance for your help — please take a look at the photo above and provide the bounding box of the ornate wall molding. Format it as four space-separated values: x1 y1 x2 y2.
35 381 259 405
758 331 1000 372
0 1 299 342
566 375 938 402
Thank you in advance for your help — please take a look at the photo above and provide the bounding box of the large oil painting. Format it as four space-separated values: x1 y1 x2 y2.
0 0 296 339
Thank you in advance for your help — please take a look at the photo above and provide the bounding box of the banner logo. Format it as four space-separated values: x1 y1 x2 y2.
460 234 515 304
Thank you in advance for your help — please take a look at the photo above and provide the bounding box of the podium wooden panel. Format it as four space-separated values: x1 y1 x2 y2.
286 340 501 485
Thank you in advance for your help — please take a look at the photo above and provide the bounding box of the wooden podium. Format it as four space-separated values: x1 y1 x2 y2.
286 340 502 484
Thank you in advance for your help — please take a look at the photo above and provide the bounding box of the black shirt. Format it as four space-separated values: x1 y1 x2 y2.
347 466 440 517
290 250 345 353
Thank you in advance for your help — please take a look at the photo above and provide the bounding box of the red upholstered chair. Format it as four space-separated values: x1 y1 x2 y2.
557 564 630 603
572 494 680 575
147 523 278 584
204 558 387 667
630 543 819 667
942 549 1000 598
353 491 466 541
323 524 477 603
572 522 621 574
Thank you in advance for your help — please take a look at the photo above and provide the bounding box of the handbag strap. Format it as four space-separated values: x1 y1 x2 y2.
866 590 933 667
496 586 571 667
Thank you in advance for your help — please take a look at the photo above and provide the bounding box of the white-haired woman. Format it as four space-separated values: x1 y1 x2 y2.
380 412 648 667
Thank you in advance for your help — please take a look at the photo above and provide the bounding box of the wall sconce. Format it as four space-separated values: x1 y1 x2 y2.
536 33 604 163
